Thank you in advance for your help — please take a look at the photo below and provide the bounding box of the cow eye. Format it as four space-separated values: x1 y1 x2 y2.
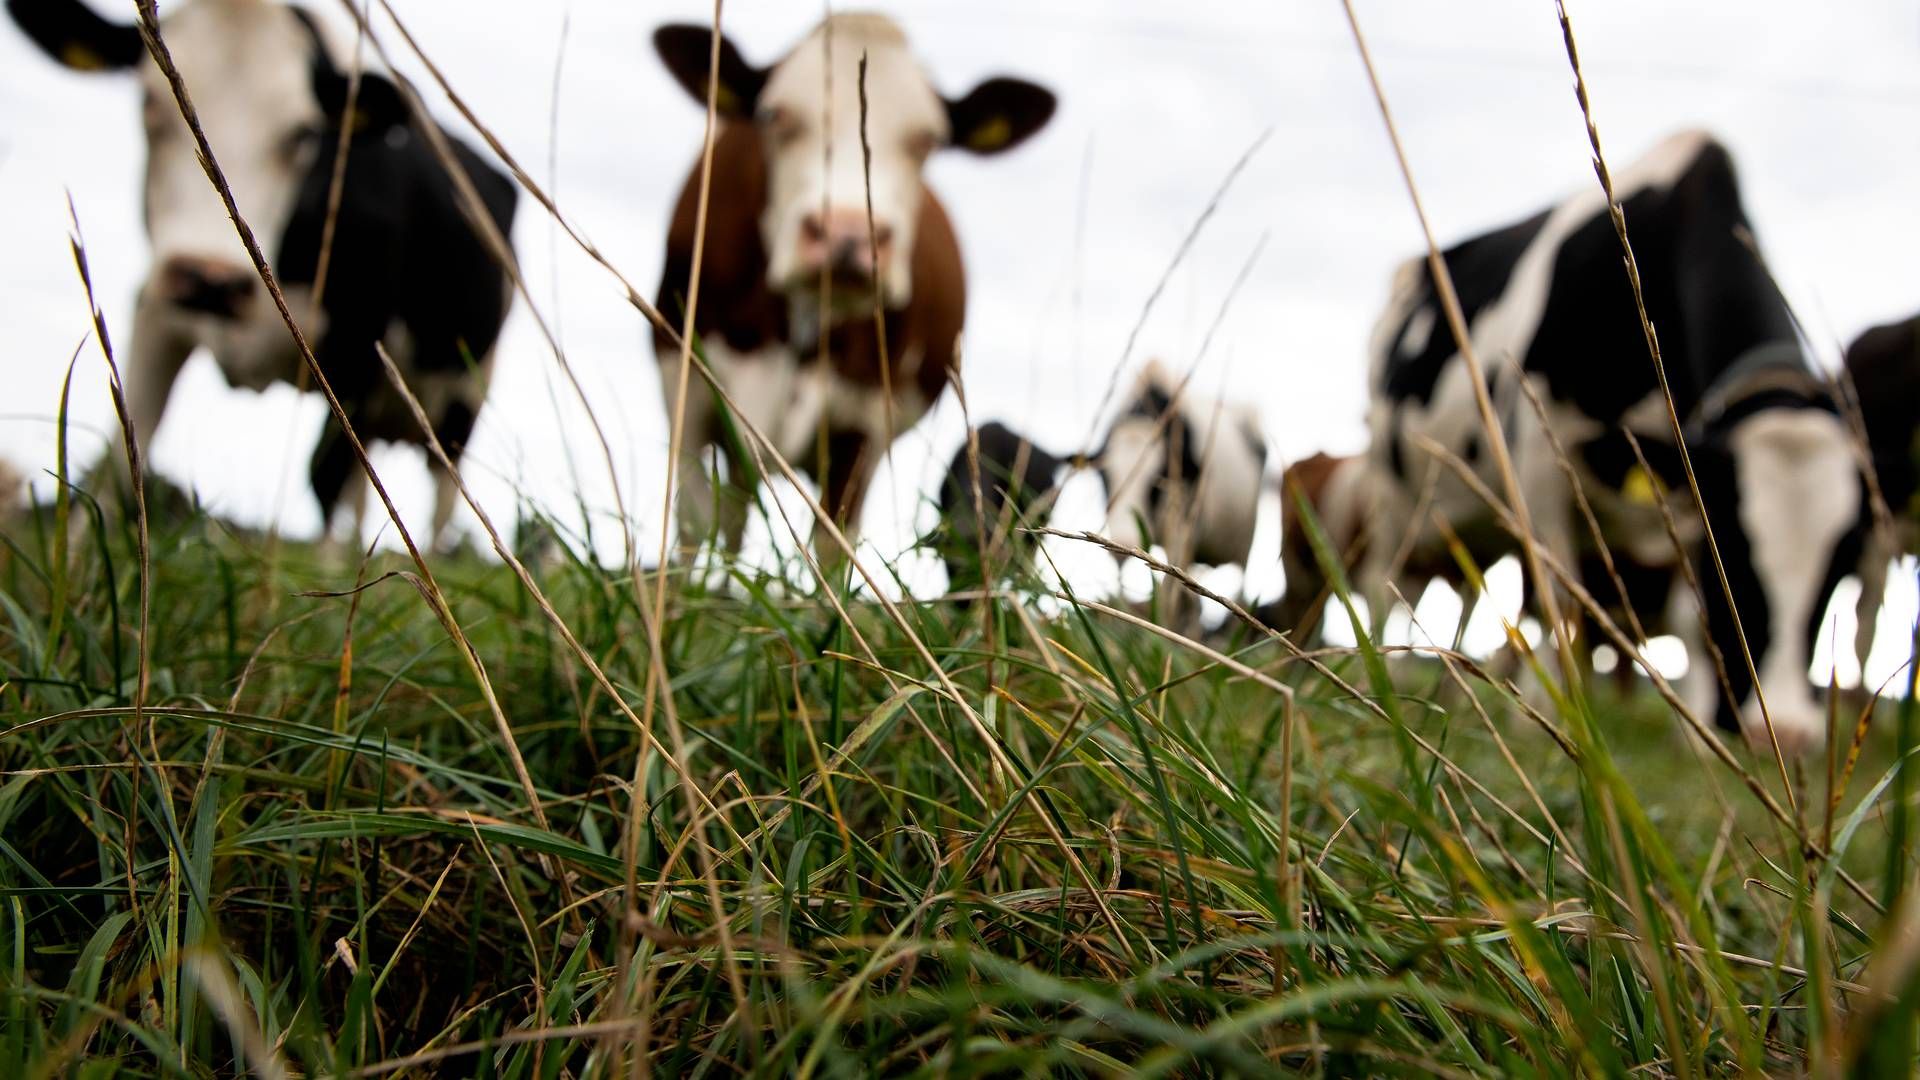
281 123 324 164
756 104 803 147
905 129 939 163
141 90 170 134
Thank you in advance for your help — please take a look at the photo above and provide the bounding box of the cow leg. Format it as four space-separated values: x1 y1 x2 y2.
105 290 194 497
1665 582 1725 755
673 440 723 554
309 416 364 550
1154 491 1200 629
660 355 760 558
674 431 754 558
816 429 876 561
339 467 370 551
427 395 481 554
1853 524 1894 684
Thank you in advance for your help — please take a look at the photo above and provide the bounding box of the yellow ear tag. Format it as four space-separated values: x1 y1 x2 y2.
712 85 738 115
1622 465 1658 506
60 43 108 71
966 116 1012 152
347 107 373 134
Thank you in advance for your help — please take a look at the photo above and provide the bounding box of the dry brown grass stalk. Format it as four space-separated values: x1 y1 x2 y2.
1550 0 1797 801
64 202 155 932
1337 0 1579 693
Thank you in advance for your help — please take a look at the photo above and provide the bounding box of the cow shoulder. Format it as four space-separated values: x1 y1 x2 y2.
905 188 966 402
655 122 783 357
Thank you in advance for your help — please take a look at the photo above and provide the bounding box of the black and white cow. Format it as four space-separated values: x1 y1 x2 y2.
928 364 1267 604
1367 129 1857 755
1815 313 1920 683
7 0 517 548
934 420 1070 595
1098 361 1268 610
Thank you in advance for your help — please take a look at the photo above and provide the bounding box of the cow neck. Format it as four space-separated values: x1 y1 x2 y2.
1687 342 1833 443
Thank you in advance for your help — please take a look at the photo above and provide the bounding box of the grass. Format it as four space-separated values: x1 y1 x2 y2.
0 484 1914 1078
8 4 1914 1075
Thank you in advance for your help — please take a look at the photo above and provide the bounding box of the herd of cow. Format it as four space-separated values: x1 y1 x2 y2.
7 1 1917 759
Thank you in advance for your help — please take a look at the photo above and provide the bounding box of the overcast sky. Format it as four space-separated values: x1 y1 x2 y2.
2 0 1917 680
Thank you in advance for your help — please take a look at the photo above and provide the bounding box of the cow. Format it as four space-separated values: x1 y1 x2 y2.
932 421 1071 596
1260 451 1679 700
7 0 517 550
1263 450 1493 643
1816 314 1920 685
1263 452 1380 639
1365 129 1858 755
650 15 1055 558
1097 360 1268 619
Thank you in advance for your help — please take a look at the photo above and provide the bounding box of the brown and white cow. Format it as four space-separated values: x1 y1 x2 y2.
1262 450 1515 644
650 15 1054 555
1263 452 1379 638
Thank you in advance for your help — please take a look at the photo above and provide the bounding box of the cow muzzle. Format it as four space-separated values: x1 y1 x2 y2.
157 256 257 320
794 208 893 291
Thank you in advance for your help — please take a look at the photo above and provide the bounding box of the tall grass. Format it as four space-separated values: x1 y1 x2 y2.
0 487 1913 1077
3 2 1914 1075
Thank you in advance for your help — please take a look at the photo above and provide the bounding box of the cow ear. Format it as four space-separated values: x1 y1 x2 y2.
5 0 144 72
342 72 411 133
653 23 763 120
316 69 412 135
945 77 1055 156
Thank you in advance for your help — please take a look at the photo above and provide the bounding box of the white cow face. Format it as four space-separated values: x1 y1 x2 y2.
133 0 324 320
1721 408 1860 755
10 0 404 326
654 15 1054 314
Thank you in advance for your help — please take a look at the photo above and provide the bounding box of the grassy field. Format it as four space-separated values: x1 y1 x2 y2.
0 484 1915 1078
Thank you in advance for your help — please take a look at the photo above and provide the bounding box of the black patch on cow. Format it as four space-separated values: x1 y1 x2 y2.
286 8 409 134
1844 313 1920 518
436 398 478 461
1536 142 1798 425
307 419 359 528
652 24 767 121
1579 548 1676 640
1378 208 1550 407
5 0 144 71
937 421 1066 592
1381 139 1801 432
272 10 518 522
1688 442 1764 734
1576 432 1686 492
1101 382 1205 526
945 78 1057 156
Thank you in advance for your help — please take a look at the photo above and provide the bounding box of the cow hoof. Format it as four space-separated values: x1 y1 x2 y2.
1741 714 1826 760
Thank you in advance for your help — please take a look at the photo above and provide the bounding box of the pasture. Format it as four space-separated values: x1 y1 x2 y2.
0 481 1912 1076
0 0 1916 1076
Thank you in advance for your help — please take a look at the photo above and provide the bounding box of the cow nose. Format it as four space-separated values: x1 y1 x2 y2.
796 209 892 284
158 256 256 319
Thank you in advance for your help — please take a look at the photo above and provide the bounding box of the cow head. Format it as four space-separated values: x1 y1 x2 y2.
7 0 407 324
653 14 1054 314
1695 403 1860 757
